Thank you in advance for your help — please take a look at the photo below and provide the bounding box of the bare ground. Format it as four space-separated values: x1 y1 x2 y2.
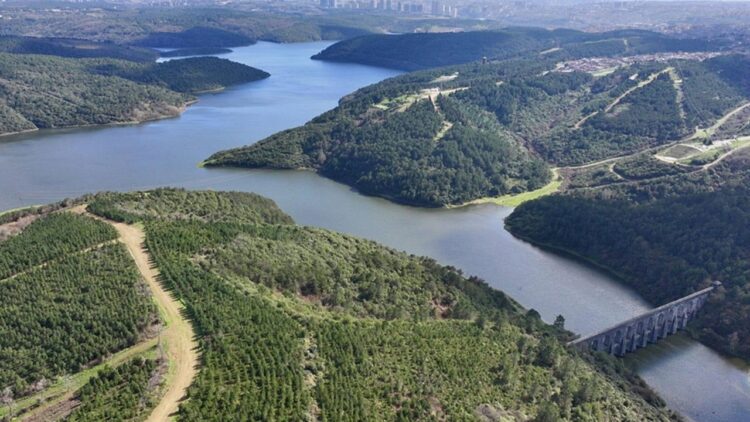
110 221 198 422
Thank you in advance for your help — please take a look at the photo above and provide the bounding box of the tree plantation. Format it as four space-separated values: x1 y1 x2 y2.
80 189 676 421
65 358 163 422
0 213 156 401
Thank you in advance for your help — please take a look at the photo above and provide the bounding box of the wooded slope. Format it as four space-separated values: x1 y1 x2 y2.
84 188 678 421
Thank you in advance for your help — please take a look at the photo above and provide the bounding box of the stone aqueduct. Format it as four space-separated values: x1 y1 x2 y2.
569 281 721 356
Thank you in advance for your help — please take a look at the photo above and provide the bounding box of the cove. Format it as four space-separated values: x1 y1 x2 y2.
0 41 748 422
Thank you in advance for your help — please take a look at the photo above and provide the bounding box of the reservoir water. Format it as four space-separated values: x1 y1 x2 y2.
1 41 748 421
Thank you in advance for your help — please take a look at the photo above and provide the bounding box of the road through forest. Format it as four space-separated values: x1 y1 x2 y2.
110 220 198 422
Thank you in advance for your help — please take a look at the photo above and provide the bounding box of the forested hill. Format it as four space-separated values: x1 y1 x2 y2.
0 36 158 62
311 28 719 70
0 54 268 136
206 50 750 206
81 188 677 421
506 127 750 360
0 209 159 420
89 57 270 94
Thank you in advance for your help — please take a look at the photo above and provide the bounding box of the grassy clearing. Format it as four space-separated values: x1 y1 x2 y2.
672 136 750 165
658 144 702 160
433 120 453 141
453 170 562 208
591 67 617 77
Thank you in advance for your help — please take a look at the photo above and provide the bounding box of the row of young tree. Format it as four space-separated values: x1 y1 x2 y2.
84 190 675 421
0 240 156 398
0 213 116 280
65 357 161 422
144 221 310 421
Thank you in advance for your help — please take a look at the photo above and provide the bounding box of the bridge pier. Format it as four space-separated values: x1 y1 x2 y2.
569 281 721 357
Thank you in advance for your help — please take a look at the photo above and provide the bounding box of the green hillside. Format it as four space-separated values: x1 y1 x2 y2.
0 213 157 402
312 28 718 70
206 50 750 206
506 127 750 361
83 188 676 421
0 35 158 62
89 57 270 94
0 53 268 136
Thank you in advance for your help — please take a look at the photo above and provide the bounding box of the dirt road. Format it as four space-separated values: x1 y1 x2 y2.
112 221 198 422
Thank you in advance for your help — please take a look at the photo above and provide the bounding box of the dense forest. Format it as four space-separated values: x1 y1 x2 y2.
90 57 270 94
208 45 750 205
0 53 268 136
65 358 163 422
506 145 750 360
132 27 253 49
84 188 677 421
312 28 720 70
207 89 550 206
0 36 157 62
0 213 157 400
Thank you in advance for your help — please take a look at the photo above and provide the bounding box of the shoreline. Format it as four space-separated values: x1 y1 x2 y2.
0 205 40 218
505 226 750 366
202 163 563 209
449 168 562 209
0 100 196 139
0 127 39 138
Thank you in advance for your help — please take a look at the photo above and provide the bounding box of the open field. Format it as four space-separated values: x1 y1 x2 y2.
454 169 562 208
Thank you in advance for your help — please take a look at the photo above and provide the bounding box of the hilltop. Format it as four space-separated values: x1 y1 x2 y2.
87 188 675 421
0 35 158 62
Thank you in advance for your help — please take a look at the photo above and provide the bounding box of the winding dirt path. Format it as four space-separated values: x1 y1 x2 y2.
112 222 198 422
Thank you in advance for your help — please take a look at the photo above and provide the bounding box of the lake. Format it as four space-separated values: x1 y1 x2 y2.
1 41 748 421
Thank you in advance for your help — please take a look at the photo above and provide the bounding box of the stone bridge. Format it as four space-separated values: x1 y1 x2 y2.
569 281 721 356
